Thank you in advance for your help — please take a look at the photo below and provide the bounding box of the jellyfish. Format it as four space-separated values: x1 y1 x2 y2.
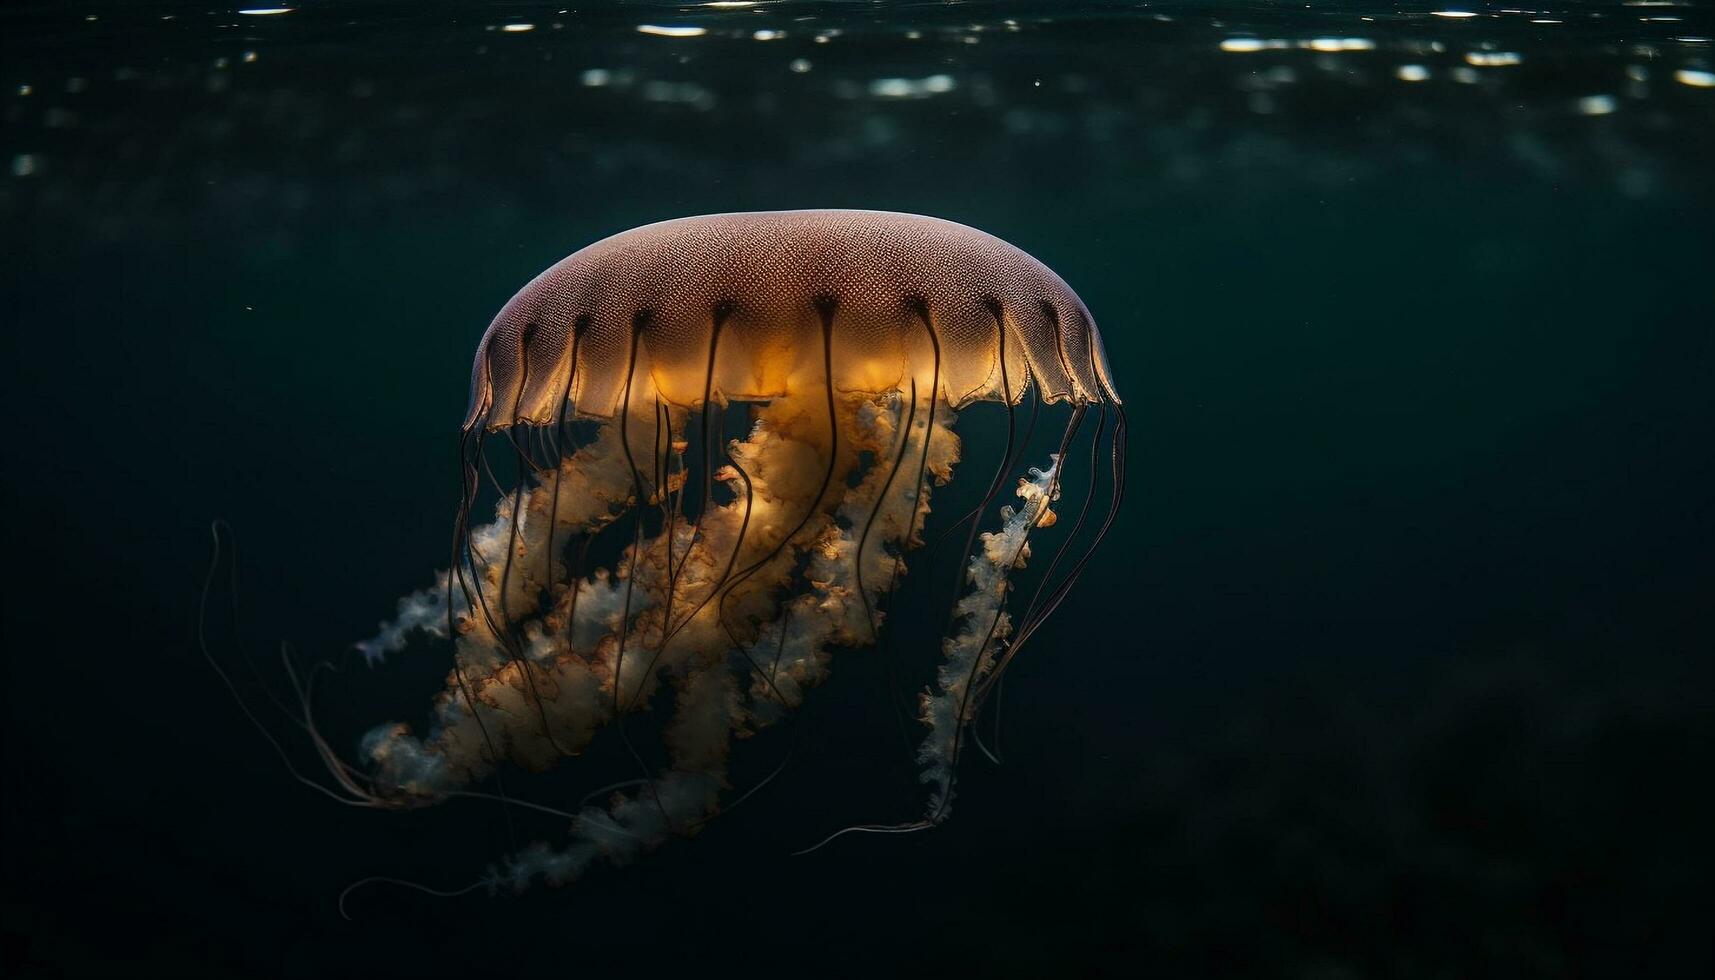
297 210 1124 891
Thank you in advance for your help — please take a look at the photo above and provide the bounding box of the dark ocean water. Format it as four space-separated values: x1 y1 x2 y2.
3 2 1713 977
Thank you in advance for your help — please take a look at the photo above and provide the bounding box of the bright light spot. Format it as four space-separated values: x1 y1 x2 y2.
752 29 784 41
1531 19 1563 24
1396 64 1431 81
580 69 611 87
789 58 812 73
1221 38 1292 53
17 84 31 96
242 50 258 63
637 25 707 38
1466 51 1522 66
502 24 535 33
238 8 294 15
869 74 956 98
1577 94 1617 114
12 154 39 177
1431 10 1479 18
1306 37 1376 52
703 1 757 7
1675 68 1715 86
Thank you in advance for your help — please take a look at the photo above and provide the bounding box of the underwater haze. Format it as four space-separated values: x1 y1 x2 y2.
3 1 1713 977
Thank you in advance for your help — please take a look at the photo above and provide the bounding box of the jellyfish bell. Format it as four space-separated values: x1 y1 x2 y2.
466 211 1117 425
299 210 1123 891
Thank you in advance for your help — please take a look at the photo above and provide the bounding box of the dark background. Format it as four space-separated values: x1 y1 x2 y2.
4 3 1713 977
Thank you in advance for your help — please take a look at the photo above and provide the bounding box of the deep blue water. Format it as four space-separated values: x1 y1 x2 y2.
3 2 1713 977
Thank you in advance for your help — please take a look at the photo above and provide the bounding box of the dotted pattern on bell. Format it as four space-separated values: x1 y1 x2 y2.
465 210 1120 427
